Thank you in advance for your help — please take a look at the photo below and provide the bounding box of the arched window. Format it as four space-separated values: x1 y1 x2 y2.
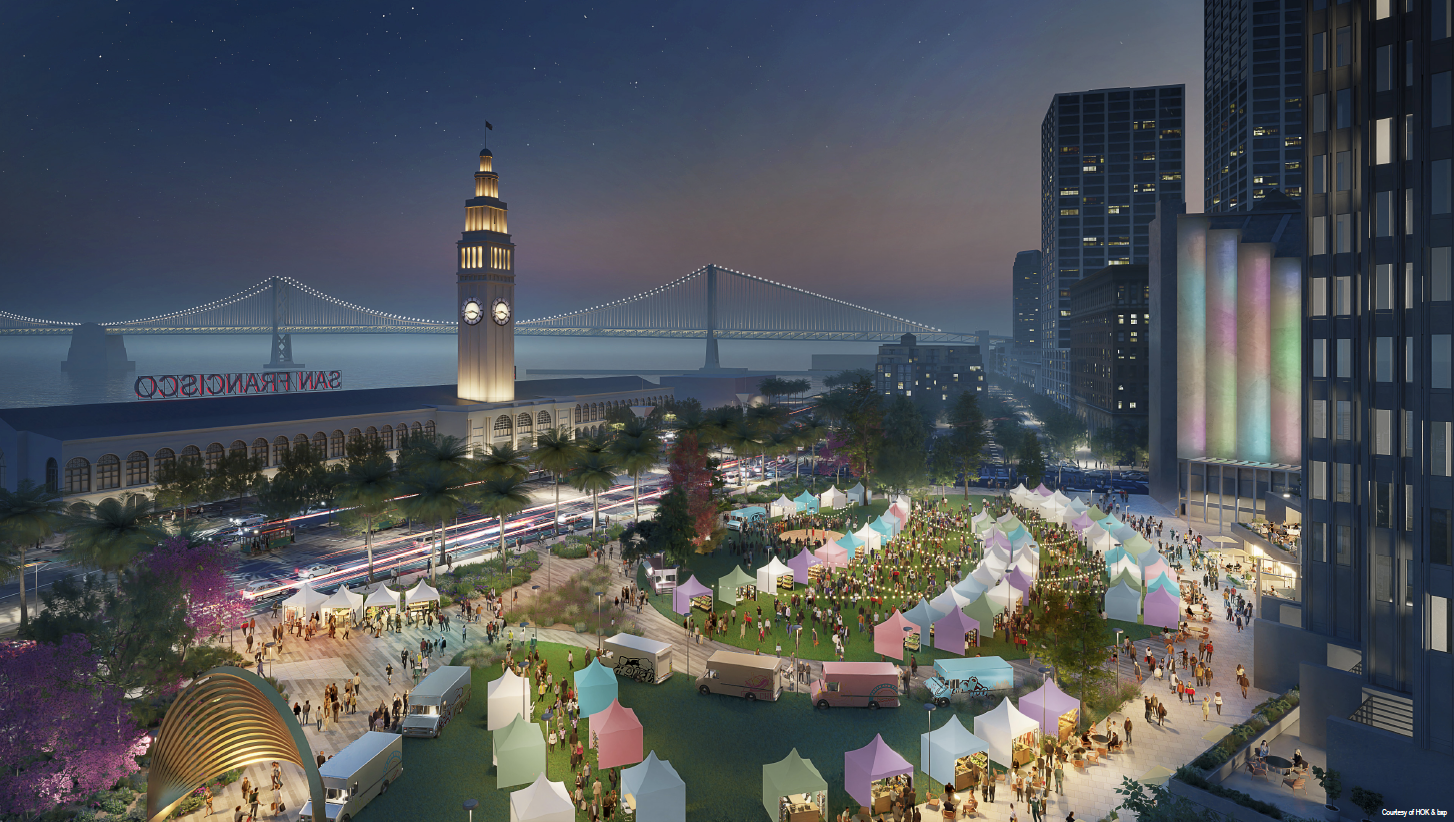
180 445 202 465
126 451 149 486
252 438 269 465
204 443 225 470
396 424 409 448
424 420 436 437
329 430 345 459
45 458 58 493
348 428 362 447
273 436 290 465
517 413 533 432
574 405 582 425
381 426 394 450
64 457 90 494
537 410 552 428
365 426 378 444
493 415 513 439
154 448 175 474
312 432 327 454
229 440 248 458
411 422 424 439
95 454 120 490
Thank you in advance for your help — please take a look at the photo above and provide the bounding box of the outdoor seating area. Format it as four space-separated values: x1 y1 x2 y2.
1215 722 1327 820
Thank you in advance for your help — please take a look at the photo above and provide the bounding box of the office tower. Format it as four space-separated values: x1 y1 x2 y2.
1013 250 1042 347
1205 0 1308 212
1040 84 1186 408
874 334 984 400
1068 264 1151 435
1255 0 1454 806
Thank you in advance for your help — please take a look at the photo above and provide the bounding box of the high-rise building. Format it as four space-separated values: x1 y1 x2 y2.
456 147 517 403
1205 0 1308 213
874 334 984 401
1068 264 1151 434
1040 84 1186 408
1254 0 1454 805
1012 250 1042 347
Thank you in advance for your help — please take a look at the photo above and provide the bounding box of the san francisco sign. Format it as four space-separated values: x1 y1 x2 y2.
134 370 342 400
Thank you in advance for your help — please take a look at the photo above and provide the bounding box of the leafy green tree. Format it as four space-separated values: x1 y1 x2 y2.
1039 588 1113 728
1017 431 1048 487
65 493 168 577
940 391 989 497
0 481 66 627
645 486 697 567
476 475 532 555
335 452 395 582
815 371 883 487
207 450 265 512
610 418 663 522
397 465 466 579
877 394 930 493
150 456 208 520
823 368 873 389
567 450 620 533
532 427 583 535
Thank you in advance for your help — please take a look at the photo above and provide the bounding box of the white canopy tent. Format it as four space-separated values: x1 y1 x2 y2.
846 483 868 505
974 698 1040 770
488 669 532 730
509 774 574 822
971 564 1001 589
819 486 849 510
756 557 793 593
894 493 912 512
405 579 440 608
282 585 328 619
769 495 797 518
985 578 1020 612
363 584 402 610
930 584 973 615
853 524 882 552
321 585 364 616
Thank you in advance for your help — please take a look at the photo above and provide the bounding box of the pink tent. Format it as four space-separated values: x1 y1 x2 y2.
1141 560 1173 583
844 734 913 807
815 542 848 568
888 503 909 525
1143 586 1181 629
671 575 712 615
873 610 918 660
1034 483 1053 497
591 699 644 769
1005 567 1033 595
933 605 981 655
787 547 823 583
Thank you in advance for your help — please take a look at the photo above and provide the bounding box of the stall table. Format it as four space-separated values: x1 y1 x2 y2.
692 595 713 612
778 574 795 590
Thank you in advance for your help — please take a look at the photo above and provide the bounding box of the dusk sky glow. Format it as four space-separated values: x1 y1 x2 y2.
1 1 1203 333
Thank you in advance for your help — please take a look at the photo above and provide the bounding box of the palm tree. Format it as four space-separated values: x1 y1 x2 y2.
151 457 208 521
65 493 168 578
610 419 662 522
796 416 831 479
720 419 760 486
476 442 531 482
476 475 532 556
762 427 796 480
335 453 395 582
0 480 66 627
397 465 466 579
398 434 471 568
531 427 582 536
567 451 620 534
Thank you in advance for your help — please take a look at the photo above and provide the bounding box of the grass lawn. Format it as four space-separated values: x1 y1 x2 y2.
366 639 1036 822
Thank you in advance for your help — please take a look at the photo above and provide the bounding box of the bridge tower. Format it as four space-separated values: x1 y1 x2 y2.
263 276 304 370
455 147 516 403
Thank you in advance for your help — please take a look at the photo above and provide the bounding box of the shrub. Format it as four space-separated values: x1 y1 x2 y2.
1176 767 1286 819
164 793 205 820
554 543 591 560
574 622 588 633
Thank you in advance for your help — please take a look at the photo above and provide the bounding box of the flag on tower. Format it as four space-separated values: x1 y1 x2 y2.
485 122 493 130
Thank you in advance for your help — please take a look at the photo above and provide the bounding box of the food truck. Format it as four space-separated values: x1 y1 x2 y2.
602 633 674 683
400 666 472 737
298 731 402 822
642 554 678 594
924 657 1015 707
695 650 783 701
725 506 768 531
809 661 901 710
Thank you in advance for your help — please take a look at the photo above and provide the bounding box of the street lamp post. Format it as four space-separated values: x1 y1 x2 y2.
463 799 478 822
531 585 541 643
925 702 937 802
1114 629 1124 690
594 591 605 654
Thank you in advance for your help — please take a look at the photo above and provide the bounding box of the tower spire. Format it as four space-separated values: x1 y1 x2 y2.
456 143 515 403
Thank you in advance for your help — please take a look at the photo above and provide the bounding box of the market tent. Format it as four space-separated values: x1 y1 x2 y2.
1137 549 1166 568
786 548 823 584
881 511 902 535
282 585 329 619
1146 573 1178 595
965 593 1001 625
953 576 988 601
405 579 440 607
1008 529 1035 551
487 669 531 730
716 566 757 604
888 502 909 525
509 774 574 822
1040 502 1068 524
873 609 918 660
1004 567 1033 595
974 697 1040 770
363 584 401 610
986 543 1012 566
769 495 797 518
621 752 685 822
494 713 547 788
793 491 820 514
836 531 865 561
970 564 1001 589
1085 506 1109 521
894 493 913 512
982 530 1011 552
1082 521 1109 545
1092 529 1121 553
933 604 981 655
844 734 913 808
868 517 894 538
853 524 882 552
1101 515 1125 532
1103 546 1131 566
930 584 972 616
671 575 712 615
846 483 868 505
1142 560 1173 582
1050 490 1072 506
1143 586 1181 629
819 486 849 510
815 542 849 569
762 750 828 822
985 579 1020 612
902 598 946 636
1124 534 1157 555
921 715 988 787
756 557 793 594
1009 484 1031 499
973 516 997 534
575 659 619 720
591 699 644 769
1033 483 1053 497
996 514 1025 531
1109 568 1143 592
1020 678 1082 736
321 585 364 616
1068 513 1095 534
1104 581 1143 622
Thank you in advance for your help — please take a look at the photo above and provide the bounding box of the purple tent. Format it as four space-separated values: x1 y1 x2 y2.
844 734 913 807
1005 567 1033 595
786 548 823 584
1034 483 1053 497
1143 586 1181 629
671 575 712 615
983 531 1011 551
1068 513 1094 533
1019 678 1081 736
933 606 981 655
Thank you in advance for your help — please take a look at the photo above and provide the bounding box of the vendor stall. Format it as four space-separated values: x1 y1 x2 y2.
1142 560 1173 583
1146 572 1178 595
902 597 946 638
575 658 619 719
672 575 712 615
873 609 918 660
362 583 402 617
819 486 849 510
853 524 882 553
770 495 798 518
405 579 440 612
970 564 1000 590
952 575 988 601
494 713 547 788
1085 506 1109 521
321 585 364 619
814 542 848 569
1033 483 1053 497
1103 546 1131 565
921 715 988 790
844 734 913 812
881 511 902 536
1110 568 1143 592
487 669 531 730
763 749 828 822
965 593 1002 626
786 548 822 586
590 699 644 769
1110 523 1139 543
868 516 894 542
1104 581 1142 623
793 491 820 514
836 532 864 561
930 584 972 616
1143 586 1181 629
282 585 328 622
509 774 574 822
933 606 982 655
1123 533 1156 556
1068 512 1095 534
1091 528 1120 553
985 578 1020 612
845 482 869 505
1004 567 1033 598
717 566 758 604
1020 678 1081 740
621 751 685 822
974 697 1040 770
757 557 793 594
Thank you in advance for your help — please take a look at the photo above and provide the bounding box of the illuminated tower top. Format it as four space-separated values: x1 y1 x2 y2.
456 147 516 403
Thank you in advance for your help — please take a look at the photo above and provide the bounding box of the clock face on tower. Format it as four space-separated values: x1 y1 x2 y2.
492 298 512 326
461 298 483 325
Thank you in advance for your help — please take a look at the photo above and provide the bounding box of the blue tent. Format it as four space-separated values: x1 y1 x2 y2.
576 658 619 719
837 532 864 561
622 751 685 822
793 491 820 513
902 597 947 636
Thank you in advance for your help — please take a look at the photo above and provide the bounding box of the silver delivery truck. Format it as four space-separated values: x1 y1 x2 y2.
298 731 403 822
400 665 472 738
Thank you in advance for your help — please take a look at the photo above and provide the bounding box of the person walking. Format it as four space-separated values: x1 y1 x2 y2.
1214 691 1223 715
1157 702 1167 726
1053 762 1064 795
1202 696 1211 721
1123 717 1132 746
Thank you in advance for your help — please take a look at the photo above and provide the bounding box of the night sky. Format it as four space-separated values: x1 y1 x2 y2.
1 1 1202 334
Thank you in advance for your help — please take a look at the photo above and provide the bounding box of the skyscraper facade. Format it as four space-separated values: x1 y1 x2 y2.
1040 84 1186 407
1255 0 1454 805
1012 250 1042 347
1205 0 1308 213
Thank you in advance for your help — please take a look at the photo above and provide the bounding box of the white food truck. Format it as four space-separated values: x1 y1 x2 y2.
400 666 472 738
298 731 402 822
601 633 674 683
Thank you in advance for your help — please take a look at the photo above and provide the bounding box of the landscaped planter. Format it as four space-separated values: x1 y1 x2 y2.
1169 779 1284 822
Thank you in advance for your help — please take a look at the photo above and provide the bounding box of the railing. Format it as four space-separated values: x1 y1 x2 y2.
1349 692 1413 737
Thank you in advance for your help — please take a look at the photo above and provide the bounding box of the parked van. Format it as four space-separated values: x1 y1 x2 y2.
924 657 1015 707
695 650 783 701
298 731 402 822
725 506 768 531
400 666 472 738
809 661 901 710
602 634 673 684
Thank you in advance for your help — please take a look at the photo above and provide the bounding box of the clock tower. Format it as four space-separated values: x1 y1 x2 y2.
456 148 515 403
